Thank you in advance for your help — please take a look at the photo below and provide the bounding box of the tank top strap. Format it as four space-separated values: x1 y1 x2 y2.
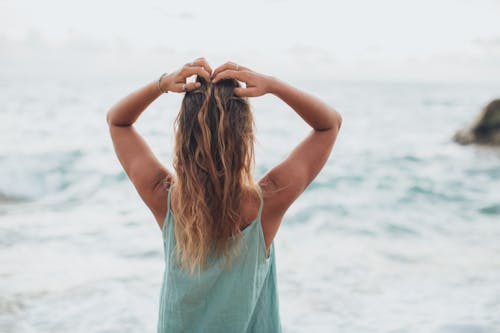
162 184 174 237
256 183 264 220
167 183 173 210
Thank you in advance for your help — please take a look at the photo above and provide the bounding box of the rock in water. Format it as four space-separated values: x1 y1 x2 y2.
454 99 500 145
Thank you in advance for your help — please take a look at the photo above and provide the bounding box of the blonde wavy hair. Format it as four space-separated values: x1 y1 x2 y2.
171 76 261 274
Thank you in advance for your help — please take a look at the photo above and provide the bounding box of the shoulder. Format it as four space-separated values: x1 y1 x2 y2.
238 185 263 229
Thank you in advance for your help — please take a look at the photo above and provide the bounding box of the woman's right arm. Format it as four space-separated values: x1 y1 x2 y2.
212 63 342 250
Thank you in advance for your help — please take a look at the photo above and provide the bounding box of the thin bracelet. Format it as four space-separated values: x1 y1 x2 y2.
158 73 168 94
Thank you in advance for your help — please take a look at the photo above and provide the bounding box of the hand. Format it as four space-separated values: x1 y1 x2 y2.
160 57 212 93
211 62 274 97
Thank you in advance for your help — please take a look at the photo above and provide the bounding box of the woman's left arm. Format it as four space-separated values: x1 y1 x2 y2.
106 58 212 228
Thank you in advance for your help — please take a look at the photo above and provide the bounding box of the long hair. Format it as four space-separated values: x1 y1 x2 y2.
171 76 260 274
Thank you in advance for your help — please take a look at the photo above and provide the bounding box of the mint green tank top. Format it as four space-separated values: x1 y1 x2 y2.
157 184 282 333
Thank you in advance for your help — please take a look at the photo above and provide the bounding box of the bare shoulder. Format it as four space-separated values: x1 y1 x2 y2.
237 185 263 230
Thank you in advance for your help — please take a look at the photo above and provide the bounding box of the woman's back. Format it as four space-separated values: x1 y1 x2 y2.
106 58 341 332
158 184 282 332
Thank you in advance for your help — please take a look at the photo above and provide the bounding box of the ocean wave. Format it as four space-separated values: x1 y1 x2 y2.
0 150 82 200
0 150 125 206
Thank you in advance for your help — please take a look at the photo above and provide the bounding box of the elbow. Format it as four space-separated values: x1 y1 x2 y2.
326 109 342 132
106 110 113 126
335 112 342 131
325 111 342 140
106 109 133 127
314 110 342 132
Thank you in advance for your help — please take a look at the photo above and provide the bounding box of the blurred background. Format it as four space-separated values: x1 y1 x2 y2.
1 1 500 332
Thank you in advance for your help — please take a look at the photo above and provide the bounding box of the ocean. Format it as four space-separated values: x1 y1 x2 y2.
1 77 500 333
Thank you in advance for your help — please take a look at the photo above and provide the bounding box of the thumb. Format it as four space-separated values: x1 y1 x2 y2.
185 81 201 92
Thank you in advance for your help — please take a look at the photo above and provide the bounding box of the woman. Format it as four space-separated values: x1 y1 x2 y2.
106 58 342 332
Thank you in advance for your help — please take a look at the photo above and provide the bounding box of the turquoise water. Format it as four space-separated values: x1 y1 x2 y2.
1 77 500 332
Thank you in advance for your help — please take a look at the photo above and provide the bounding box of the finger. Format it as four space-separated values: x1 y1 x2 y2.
234 63 248 71
181 66 211 82
212 62 247 78
234 87 259 97
187 58 212 75
173 81 201 93
191 57 212 75
211 62 232 78
212 62 239 77
212 69 247 83
184 81 202 92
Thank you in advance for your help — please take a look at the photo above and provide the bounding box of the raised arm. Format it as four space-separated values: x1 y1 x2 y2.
212 63 342 250
106 58 212 229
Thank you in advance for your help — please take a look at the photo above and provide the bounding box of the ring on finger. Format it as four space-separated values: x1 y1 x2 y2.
182 83 186 92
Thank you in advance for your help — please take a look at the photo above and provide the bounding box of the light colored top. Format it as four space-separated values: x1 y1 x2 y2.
157 184 282 333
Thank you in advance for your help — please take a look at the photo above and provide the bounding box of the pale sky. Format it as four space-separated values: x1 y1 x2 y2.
1 0 500 82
